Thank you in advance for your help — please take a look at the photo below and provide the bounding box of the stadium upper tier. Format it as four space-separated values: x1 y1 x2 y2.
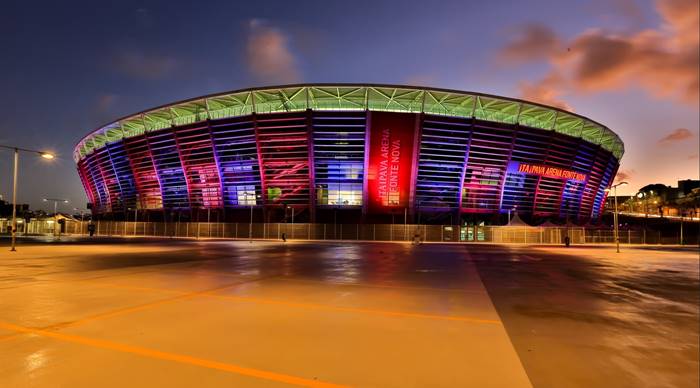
74 84 624 162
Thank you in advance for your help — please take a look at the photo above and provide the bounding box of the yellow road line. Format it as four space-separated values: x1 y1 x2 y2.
72 283 501 324
0 277 269 343
0 320 347 388
80 280 501 324
202 293 502 324
1 267 166 291
0 275 498 345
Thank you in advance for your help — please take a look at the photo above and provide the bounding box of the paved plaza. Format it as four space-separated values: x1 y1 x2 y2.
0 239 697 387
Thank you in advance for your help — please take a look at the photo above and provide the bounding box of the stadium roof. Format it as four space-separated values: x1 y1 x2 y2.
74 84 624 162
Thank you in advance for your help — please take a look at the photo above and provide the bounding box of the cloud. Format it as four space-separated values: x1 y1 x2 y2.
615 168 635 183
246 19 300 84
658 127 695 143
96 93 118 113
112 51 179 79
499 0 699 106
499 24 561 64
688 153 699 160
590 0 647 28
517 72 572 111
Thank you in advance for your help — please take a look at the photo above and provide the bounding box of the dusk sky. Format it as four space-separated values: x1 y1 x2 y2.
1 0 698 211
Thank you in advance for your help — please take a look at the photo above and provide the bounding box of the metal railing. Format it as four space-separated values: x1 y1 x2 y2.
5 219 696 245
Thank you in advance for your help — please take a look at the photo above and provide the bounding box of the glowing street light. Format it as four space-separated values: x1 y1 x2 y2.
606 181 628 253
0 144 56 252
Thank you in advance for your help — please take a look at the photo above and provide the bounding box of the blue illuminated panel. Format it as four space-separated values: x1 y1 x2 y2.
313 112 366 206
210 116 262 206
148 130 189 209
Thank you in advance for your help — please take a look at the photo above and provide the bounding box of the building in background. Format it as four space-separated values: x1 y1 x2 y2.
73 84 623 224
613 180 700 217
0 198 29 218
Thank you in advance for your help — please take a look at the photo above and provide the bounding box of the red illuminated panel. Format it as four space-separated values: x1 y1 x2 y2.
77 161 98 208
366 112 417 212
517 163 587 182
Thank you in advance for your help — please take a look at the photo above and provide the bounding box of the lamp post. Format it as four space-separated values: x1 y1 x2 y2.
74 207 86 235
73 207 85 222
606 181 628 253
507 206 516 225
244 192 260 243
43 198 69 239
0 145 55 251
680 208 684 245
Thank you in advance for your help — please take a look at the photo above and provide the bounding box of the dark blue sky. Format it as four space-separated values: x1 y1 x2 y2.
1 0 697 210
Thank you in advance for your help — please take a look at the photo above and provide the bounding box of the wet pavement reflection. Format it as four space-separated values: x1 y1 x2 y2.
0 238 697 387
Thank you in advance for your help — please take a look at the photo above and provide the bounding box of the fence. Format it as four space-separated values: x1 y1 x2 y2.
5 219 695 245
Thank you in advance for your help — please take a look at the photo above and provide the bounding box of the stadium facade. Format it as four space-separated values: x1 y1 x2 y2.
74 84 624 223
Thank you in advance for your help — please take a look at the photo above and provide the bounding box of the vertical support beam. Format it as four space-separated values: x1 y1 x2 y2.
558 137 585 221
531 132 555 216
252 113 268 220
92 149 114 214
306 109 316 223
207 119 226 213
170 126 194 215
77 162 97 209
577 144 604 221
408 113 423 221
142 133 166 215
361 110 372 221
456 117 475 216
593 152 617 220
498 125 518 213
104 144 127 213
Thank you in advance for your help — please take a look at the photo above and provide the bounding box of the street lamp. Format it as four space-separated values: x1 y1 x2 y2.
244 192 260 243
606 181 628 253
74 207 87 235
73 207 86 221
507 205 517 225
43 198 69 239
0 144 55 251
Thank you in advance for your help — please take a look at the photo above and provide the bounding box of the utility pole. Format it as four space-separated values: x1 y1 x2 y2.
43 197 69 240
606 181 628 253
1 145 55 251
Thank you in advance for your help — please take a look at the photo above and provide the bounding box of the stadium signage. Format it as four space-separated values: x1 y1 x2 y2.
377 128 400 202
516 163 587 182
367 112 417 210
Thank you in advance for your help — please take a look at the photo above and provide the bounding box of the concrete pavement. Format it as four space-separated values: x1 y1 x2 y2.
0 241 532 387
0 239 697 387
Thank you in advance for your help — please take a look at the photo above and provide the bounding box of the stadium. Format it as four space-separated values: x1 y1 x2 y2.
74 84 624 224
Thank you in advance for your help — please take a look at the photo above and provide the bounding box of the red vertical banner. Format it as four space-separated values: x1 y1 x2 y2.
366 112 418 213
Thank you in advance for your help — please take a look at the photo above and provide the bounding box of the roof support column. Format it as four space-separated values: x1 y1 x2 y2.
306 109 316 223
361 110 372 222
456 117 475 215
408 113 423 223
252 113 268 222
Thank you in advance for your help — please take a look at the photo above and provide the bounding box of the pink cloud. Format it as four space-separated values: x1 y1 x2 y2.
247 19 300 84
615 168 635 183
517 72 572 111
499 24 561 63
658 128 695 143
500 0 699 106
